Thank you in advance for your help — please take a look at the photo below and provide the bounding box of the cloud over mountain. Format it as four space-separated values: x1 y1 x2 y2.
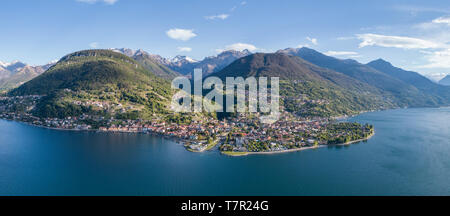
216 43 257 52
418 48 450 69
324 51 359 56
166 29 197 41
306 37 318 45
177 47 192 52
357 33 439 49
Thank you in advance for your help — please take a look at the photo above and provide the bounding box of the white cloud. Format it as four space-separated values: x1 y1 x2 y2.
306 37 318 45
349 55 363 58
89 42 99 48
393 5 450 14
76 0 118 5
418 48 450 69
177 47 192 52
415 16 450 30
166 28 197 41
354 16 450 74
356 33 439 49
336 36 355 40
205 14 230 20
210 1 247 20
230 1 247 12
432 16 450 25
296 44 310 48
414 22 440 30
426 72 449 81
325 51 359 56
216 43 257 52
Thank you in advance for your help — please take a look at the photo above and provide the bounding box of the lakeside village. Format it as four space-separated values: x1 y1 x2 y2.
0 95 374 156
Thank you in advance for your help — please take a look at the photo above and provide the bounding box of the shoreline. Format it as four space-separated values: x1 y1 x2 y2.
1 116 376 157
184 138 220 152
221 131 375 157
221 145 325 156
334 132 375 146
0 117 187 143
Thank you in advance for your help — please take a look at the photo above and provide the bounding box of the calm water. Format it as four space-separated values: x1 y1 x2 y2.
0 108 449 195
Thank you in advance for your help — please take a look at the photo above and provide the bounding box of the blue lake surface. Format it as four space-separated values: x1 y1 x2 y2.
0 108 449 195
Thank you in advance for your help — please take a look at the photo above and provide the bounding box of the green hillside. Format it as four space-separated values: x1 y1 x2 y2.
368 59 450 105
210 53 391 117
132 52 181 80
281 47 447 107
9 50 173 119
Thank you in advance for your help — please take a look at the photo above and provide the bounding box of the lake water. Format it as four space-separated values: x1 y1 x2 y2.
0 108 449 195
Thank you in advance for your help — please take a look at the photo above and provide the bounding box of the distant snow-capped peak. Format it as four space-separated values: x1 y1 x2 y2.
109 48 151 57
0 61 8 68
0 60 20 68
171 55 198 63
47 59 59 65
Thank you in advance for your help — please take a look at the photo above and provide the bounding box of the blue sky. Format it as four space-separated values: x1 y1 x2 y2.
1 0 450 80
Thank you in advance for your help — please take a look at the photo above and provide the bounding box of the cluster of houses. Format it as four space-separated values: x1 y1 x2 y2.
71 100 135 114
0 112 93 130
0 95 41 111
0 95 370 154
218 112 328 152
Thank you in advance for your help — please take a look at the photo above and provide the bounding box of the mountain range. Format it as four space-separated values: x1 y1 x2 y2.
209 53 389 116
10 50 173 119
111 48 252 77
4 47 450 119
0 61 54 91
277 47 450 107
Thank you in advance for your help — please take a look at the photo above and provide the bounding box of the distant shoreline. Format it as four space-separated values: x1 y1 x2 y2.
4 118 191 144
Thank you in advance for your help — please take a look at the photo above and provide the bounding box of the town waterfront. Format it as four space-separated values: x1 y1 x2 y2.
0 107 449 195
